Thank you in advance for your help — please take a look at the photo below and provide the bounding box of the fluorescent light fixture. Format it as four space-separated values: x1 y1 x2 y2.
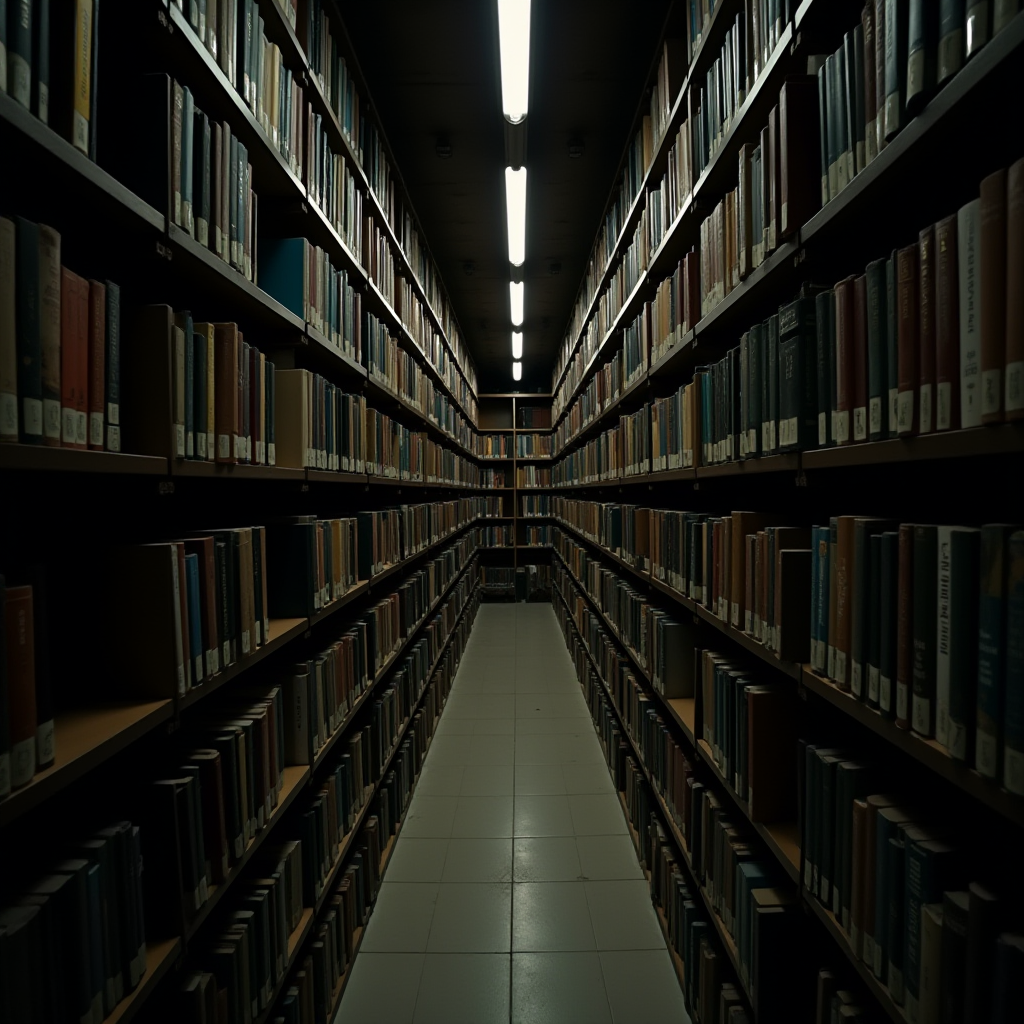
512 331 523 359
512 361 523 381
510 281 524 326
498 0 531 122
505 166 527 266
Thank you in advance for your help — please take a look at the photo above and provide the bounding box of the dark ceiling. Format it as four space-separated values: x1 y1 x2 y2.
338 0 672 394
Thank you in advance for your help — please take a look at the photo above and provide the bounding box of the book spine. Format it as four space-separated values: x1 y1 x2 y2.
37 224 61 446
897 244 919 435
896 523 914 728
939 0 966 83
886 253 899 436
958 197 983 427
8 0 31 108
966 1 990 59
835 278 853 445
852 275 868 441
72 0 93 155
976 523 1008 778
105 281 120 451
88 280 105 449
948 528 981 762
979 168 1007 422
884 0 908 140
1004 530 1024 793
918 225 935 434
1007 157 1024 419
935 215 959 430
906 0 937 117
880 532 898 717
936 527 954 747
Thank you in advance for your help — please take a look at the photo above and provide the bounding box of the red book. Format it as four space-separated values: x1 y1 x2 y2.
918 226 936 434
979 168 1007 423
896 245 919 436
852 275 869 442
88 281 106 450
934 216 959 431
834 276 856 445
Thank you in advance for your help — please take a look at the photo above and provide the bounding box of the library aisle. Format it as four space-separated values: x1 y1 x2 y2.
335 603 691 1024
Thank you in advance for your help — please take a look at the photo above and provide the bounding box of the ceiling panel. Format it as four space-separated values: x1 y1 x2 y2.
338 0 671 393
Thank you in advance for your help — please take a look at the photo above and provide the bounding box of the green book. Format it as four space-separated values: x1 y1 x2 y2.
911 525 938 737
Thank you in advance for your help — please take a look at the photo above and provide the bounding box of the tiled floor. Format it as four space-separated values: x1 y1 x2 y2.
336 603 691 1024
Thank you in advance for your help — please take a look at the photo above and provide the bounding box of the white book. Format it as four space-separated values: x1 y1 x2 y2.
957 199 982 428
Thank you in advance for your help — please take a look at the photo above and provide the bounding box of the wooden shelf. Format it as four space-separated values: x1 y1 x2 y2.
0 701 173 827
169 460 306 481
801 668 1024 826
0 444 169 475
105 937 182 1024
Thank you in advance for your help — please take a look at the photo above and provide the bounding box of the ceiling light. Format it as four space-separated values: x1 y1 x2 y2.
505 166 527 266
510 281 524 326
498 0 531 123
513 360 523 381
512 331 523 359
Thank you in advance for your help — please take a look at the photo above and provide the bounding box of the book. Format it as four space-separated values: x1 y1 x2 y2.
966 1 990 59
934 215 960 430
1005 530 1024 793
911 525 938 737
979 168 1007 422
896 244 918 435
906 0 937 117
0 217 16 444
4 582 36 788
918 902 944 1024
865 260 887 440
918 226 935 434
940 526 980 757
1007 157 1024 420
940 890 970 1022
87 279 105 449
957 197 982 427
939 0 966 83
50 0 93 155
884 0 909 140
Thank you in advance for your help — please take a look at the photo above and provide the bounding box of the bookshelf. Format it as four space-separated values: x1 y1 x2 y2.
0 3 508 1024
541 3 1024 1022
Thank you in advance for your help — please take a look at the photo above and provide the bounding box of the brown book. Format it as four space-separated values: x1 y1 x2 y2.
731 512 768 628
779 76 821 238
746 685 797 821
835 276 856 445
853 274 869 442
745 533 758 634
4 584 37 789
257 526 269 642
833 516 858 691
87 281 106 450
918 227 936 434
213 323 240 463
684 249 700 330
758 122 770 265
935 216 960 431
980 167 1008 423
183 537 220 676
60 268 88 449
1007 157 1024 420
863 4 878 164
897 244 919 435
896 522 915 729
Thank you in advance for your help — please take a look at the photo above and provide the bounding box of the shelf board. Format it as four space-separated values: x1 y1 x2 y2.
0 444 168 476
800 424 1024 469
801 668 1024 826
169 460 306 481
695 452 800 479
307 581 371 629
178 617 309 711
306 470 369 486
186 765 310 941
105 937 182 1024
0 700 173 827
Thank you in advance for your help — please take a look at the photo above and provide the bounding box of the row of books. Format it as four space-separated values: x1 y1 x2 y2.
553 591 756 1023
802 740 1021 1023
516 465 551 489
147 686 288 936
478 433 512 458
2 0 101 158
514 433 552 458
266 586 480 1024
281 535 478 764
479 467 508 488
521 525 553 547
480 497 505 518
553 532 693 699
819 2 1022 211
520 494 551 517
0 217 121 450
550 408 652 485
0 818 147 1024
178 838 305 1024
481 567 515 590
476 525 513 548
553 345 629 452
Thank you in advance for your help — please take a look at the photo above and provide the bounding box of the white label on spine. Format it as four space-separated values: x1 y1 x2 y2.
936 382 952 430
1007 361 1024 412
982 368 1001 416
896 682 908 723
977 729 997 777
919 384 933 433
0 393 16 438
107 425 121 452
76 410 86 446
62 407 77 445
836 410 849 443
897 390 914 433
175 423 185 457
242 629 251 656
853 407 867 441
44 399 61 440
818 411 827 446
91 411 105 446
834 650 847 687
36 720 55 767
195 653 203 682
912 695 931 734
218 434 230 458
851 662 863 698
197 432 207 459
869 397 882 436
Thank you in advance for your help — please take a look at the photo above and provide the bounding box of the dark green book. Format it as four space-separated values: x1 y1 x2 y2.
874 807 915 981
992 931 1024 1023
938 0 965 83
912 525 938 737
853 520 897 700
778 297 818 450
104 281 120 452
888 836 907 1002
879 531 900 717
884 0 910 140
842 32 859 179
13 216 43 444
817 65 829 204
907 0 938 116
853 23 866 173
7 0 31 108
767 313 780 453
835 39 852 187
945 527 980 760
825 53 839 196
32 0 49 123
886 254 899 436
0 904 42 1022
940 890 970 1023
868 535 883 706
